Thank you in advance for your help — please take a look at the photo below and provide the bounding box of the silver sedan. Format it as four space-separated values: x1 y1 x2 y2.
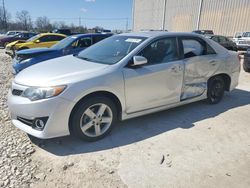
8 32 240 141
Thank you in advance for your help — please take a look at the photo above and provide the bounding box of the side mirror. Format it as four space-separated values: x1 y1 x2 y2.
35 39 40 43
237 36 242 38
131 56 148 66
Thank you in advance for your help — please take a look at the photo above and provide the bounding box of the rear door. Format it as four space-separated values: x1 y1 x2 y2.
123 37 184 113
179 36 219 100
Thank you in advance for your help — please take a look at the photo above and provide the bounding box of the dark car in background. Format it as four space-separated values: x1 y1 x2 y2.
12 33 113 74
192 30 214 35
0 32 37 48
243 48 250 72
207 35 237 51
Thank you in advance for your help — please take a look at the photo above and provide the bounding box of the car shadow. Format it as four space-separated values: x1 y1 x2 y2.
29 88 250 156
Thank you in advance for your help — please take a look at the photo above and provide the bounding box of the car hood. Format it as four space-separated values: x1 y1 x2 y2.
17 48 58 56
14 55 110 86
6 40 26 48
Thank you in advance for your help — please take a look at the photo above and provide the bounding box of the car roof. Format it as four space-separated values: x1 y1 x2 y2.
71 33 113 38
119 31 201 38
39 33 67 37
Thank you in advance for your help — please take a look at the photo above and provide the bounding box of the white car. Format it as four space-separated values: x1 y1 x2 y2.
8 32 240 141
234 32 250 50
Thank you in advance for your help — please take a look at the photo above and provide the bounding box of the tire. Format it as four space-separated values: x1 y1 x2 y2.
243 62 250 72
70 96 117 142
207 76 225 104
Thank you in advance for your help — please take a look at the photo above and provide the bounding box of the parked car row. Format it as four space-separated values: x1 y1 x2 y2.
0 32 37 48
7 32 241 141
233 32 250 50
5 33 67 57
12 33 113 74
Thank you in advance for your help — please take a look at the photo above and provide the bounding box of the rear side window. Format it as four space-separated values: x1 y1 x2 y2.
40 35 65 42
93 35 108 44
139 37 179 65
181 37 216 59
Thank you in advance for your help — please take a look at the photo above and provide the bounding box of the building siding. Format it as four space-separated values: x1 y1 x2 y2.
133 0 250 36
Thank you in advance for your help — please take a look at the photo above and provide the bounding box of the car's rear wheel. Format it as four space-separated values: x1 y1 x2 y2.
207 76 225 104
243 62 250 72
70 96 117 141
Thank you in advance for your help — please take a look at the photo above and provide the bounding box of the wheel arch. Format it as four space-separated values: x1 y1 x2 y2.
208 73 231 91
68 90 123 132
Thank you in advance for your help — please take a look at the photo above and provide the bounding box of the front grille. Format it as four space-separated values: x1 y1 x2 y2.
12 89 23 96
17 117 33 127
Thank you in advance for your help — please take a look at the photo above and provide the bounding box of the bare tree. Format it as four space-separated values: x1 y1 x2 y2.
35 16 52 32
0 5 11 31
16 10 32 30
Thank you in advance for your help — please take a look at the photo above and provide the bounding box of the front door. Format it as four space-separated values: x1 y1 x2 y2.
123 37 184 113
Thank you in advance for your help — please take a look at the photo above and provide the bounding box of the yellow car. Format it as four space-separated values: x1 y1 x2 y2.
5 33 66 57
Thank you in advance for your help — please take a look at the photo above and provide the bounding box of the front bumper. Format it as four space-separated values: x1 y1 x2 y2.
8 82 76 139
236 44 250 50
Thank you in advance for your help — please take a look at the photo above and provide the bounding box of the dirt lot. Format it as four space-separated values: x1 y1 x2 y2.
0 49 250 188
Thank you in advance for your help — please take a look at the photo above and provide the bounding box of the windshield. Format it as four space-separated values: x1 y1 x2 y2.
26 34 40 42
51 36 77 49
242 32 250 37
77 35 146 64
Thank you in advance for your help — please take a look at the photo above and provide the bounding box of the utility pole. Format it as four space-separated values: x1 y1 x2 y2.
125 18 128 32
79 16 81 32
196 0 204 30
162 0 167 31
2 0 7 31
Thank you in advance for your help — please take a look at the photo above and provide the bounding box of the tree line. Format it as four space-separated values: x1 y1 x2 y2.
0 7 102 33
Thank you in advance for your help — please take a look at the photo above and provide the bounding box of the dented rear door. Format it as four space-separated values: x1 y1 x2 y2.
179 37 221 100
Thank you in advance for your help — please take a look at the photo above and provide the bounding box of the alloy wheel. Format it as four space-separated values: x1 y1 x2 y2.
80 103 113 137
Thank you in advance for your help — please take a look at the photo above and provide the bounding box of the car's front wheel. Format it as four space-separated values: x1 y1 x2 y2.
70 96 117 141
243 62 250 72
207 76 225 104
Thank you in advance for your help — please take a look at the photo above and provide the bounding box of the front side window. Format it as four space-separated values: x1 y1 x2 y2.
77 36 146 64
39 35 65 42
219 36 227 43
139 38 179 65
182 38 216 58
26 34 40 42
76 37 92 48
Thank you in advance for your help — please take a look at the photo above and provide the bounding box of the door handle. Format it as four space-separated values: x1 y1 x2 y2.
171 66 178 73
209 60 217 66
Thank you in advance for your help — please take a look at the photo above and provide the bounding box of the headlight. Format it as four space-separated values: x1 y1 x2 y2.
21 85 66 101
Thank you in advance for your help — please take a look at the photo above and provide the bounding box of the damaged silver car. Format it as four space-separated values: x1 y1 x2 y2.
8 32 240 141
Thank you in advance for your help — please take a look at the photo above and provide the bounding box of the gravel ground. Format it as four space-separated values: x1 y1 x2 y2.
0 50 38 188
0 49 250 188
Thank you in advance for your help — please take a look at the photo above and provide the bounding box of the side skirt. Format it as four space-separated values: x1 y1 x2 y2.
121 92 207 121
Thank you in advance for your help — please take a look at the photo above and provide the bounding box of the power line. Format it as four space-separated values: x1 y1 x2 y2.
46 17 131 21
